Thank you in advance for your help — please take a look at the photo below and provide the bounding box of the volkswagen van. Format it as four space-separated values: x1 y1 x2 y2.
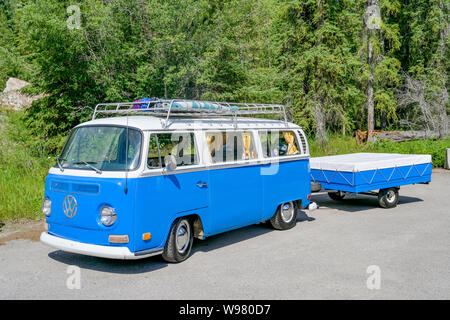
40 99 312 263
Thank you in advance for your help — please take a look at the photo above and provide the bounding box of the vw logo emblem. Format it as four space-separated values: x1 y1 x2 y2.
63 195 77 218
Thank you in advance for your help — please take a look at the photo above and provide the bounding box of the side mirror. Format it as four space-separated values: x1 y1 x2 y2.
164 155 177 171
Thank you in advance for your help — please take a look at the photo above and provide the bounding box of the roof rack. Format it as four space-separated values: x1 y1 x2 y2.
92 99 288 127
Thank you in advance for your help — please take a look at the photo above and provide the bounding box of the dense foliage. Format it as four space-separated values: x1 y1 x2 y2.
0 0 448 154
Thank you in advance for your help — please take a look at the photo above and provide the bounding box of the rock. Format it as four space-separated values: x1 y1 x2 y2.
0 78 46 111
3 78 31 93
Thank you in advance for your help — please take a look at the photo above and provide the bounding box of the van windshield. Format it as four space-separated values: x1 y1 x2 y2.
57 126 142 172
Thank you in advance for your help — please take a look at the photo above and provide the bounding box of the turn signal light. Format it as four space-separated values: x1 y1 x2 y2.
142 233 151 241
108 235 129 244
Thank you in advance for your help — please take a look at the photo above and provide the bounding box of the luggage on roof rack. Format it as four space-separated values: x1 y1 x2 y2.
92 98 287 123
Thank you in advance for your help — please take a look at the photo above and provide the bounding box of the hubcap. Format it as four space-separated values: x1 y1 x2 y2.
280 202 295 223
176 221 190 254
386 190 396 203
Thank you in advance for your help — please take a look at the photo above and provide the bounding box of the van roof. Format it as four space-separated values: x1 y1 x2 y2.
77 116 301 131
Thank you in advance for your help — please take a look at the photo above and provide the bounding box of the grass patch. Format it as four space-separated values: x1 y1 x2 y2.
309 134 361 157
0 110 53 222
309 134 450 167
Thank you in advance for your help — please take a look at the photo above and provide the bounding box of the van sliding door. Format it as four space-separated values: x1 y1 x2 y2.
206 131 263 234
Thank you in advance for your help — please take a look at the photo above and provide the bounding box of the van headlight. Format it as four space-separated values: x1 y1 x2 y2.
42 198 52 216
100 206 117 226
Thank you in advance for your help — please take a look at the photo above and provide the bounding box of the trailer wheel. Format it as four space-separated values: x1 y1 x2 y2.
311 181 322 193
162 218 193 263
378 188 399 208
269 201 298 230
328 191 346 201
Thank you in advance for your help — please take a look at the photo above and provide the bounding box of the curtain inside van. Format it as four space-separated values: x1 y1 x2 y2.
282 131 299 155
242 132 252 159
206 133 223 162
206 132 256 163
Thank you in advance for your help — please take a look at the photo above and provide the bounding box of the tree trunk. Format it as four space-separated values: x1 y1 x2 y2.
375 130 440 142
367 50 375 142
437 0 449 138
314 101 327 147
366 0 379 143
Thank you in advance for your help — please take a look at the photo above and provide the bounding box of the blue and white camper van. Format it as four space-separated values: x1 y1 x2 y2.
40 99 312 262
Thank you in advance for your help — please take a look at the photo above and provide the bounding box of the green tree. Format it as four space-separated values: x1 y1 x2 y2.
273 0 367 145
0 0 446 154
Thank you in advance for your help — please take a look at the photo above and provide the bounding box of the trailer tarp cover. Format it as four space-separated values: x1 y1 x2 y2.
310 153 432 172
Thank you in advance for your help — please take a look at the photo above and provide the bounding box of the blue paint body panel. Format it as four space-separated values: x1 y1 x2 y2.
133 170 210 252
310 162 432 193
44 158 311 255
45 174 136 251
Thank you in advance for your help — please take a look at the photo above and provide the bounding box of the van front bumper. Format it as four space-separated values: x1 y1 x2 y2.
40 232 162 260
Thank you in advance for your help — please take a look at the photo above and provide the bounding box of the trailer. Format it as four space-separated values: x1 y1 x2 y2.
310 153 432 208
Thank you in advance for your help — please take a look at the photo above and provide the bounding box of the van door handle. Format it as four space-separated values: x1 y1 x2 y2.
196 182 208 188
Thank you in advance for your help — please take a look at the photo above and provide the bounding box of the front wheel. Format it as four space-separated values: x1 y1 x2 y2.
269 201 298 230
378 188 399 208
162 218 193 263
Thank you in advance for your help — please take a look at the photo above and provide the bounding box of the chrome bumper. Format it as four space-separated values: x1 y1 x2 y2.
40 232 162 260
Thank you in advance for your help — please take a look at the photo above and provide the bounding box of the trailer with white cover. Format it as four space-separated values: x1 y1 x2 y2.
310 153 432 208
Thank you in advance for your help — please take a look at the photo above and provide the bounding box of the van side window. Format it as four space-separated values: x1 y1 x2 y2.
147 135 161 168
297 130 308 154
259 131 300 157
206 131 256 163
147 132 197 168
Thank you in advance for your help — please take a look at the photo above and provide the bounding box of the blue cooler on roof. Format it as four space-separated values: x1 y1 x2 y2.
132 98 152 109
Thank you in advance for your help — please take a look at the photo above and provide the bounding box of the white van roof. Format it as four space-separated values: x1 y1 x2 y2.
83 99 302 131
77 116 301 131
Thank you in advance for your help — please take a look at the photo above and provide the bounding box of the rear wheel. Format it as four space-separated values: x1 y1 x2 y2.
328 191 346 201
378 188 399 208
162 218 193 263
269 201 297 230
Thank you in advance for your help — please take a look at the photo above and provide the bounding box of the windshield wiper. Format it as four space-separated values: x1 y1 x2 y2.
74 161 102 174
56 157 66 172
